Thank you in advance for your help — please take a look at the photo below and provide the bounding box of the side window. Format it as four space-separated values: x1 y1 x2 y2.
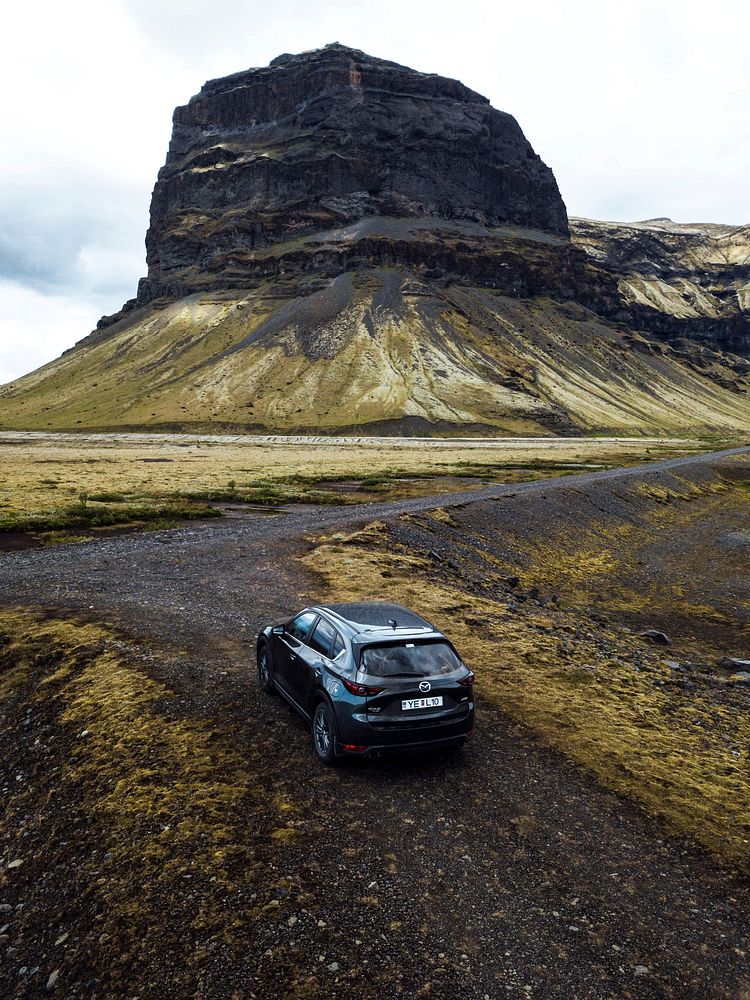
332 632 345 660
287 611 316 643
308 618 336 657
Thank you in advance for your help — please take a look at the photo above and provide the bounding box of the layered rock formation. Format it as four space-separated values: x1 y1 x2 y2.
571 217 750 356
0 44 748 436
136 42 568 308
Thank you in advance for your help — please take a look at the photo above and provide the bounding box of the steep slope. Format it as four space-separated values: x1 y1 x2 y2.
5 265 749 435
0 44 748 435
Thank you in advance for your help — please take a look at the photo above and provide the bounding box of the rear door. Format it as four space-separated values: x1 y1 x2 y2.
275 611 317 697
291 616 338 710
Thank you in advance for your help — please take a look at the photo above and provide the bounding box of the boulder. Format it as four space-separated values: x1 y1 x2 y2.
717 657 750 671
639 629 670 646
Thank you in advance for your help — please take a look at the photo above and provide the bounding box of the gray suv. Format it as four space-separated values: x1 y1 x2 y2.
257 601 475 764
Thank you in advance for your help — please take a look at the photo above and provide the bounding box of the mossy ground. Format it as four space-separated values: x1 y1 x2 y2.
0 498 221 536
0 610 307 994
3 454 750 997
301 459 750 869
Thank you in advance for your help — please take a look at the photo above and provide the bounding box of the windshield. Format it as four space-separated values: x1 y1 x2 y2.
360 641 462 678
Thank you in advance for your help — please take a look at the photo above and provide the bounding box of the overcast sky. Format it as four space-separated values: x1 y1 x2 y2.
1 0 748 383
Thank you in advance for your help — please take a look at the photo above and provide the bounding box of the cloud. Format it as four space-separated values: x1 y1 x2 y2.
0 170 146 297
0 281 105 386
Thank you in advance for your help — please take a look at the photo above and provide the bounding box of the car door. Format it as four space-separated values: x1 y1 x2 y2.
292 616 338 710
274 611 317 697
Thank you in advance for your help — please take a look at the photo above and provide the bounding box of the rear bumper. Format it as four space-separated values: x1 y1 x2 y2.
339 732 472 758
335 708 475 757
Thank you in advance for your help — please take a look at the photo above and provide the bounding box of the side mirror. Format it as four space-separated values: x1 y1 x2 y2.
272 625 284 635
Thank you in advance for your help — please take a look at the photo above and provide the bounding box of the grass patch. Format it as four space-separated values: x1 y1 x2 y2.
0 433 705 528
88 490 128 502
42 530 97 547
184 483 345 506
0 500 221 534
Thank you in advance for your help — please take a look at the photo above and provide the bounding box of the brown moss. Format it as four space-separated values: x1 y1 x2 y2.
0 609 104 701
0 435 703 536
57 653 250 881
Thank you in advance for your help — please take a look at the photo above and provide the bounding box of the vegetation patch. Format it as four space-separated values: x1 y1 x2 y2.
0 499 221 535
0 434 709 547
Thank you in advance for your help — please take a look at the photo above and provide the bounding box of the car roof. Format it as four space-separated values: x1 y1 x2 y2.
312 601 441 643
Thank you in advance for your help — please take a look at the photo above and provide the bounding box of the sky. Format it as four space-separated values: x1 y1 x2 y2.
1 0 748 383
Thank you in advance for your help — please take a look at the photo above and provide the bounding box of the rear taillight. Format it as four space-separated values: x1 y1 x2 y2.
342 678 385 697
342 744 368 753
458 671 475 687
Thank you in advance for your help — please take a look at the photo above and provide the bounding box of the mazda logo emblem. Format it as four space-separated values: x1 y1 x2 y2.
419 680 431 693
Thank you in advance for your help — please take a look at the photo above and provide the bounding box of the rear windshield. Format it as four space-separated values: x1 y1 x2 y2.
360 641 461 678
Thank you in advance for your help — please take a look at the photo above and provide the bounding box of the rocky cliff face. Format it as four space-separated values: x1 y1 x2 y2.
571 217 750 357
137 43 568 308
0 45 748 436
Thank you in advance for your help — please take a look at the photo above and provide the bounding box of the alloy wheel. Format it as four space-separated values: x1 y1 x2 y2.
259 649 270 686
314 705 331 758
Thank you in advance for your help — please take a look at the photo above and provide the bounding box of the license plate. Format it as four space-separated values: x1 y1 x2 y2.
401 696 443 711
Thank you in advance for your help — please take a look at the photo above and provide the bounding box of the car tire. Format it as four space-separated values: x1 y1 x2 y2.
311 700 340 766
257 642 275 694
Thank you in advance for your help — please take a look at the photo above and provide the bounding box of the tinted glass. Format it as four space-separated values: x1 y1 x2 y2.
360 641 461 678
332 633 345 659
308 618 336 657
287 612 316 642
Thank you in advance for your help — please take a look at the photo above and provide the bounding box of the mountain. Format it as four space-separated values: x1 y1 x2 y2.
1 43 748 436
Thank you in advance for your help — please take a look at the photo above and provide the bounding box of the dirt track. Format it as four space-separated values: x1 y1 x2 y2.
1 446 749 999
2 445 747 641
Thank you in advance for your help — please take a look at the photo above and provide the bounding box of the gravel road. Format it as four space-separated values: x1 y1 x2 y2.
1 445 747 641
